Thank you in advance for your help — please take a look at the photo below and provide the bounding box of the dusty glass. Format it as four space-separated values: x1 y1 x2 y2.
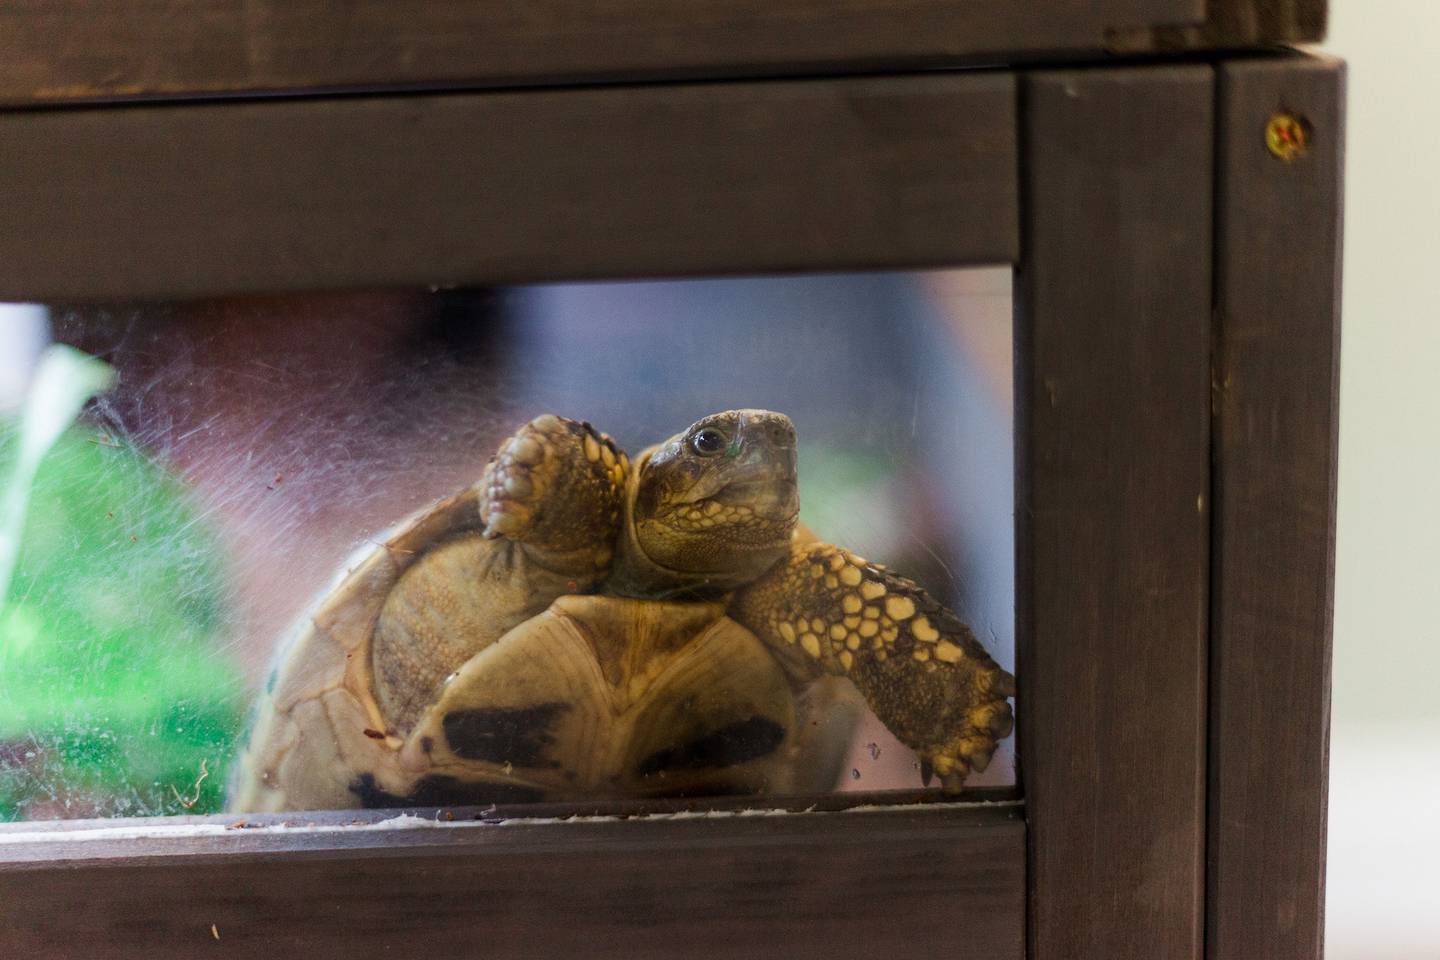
0 269 1013 819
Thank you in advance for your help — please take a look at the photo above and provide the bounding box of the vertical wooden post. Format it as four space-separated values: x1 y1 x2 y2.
1017 66 1213 960
1208 56 1343 960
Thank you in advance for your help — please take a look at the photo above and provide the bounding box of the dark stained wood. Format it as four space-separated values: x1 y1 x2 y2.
1207 56 1343 960
0 801 1025 960
1015 67 1212 959
1204 0 1328 39
0 785 1022 845
0 0 1211 105
0 73 1017 301
1110 0 1328 54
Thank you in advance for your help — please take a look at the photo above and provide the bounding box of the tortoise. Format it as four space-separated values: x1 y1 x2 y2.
229 410 1014 811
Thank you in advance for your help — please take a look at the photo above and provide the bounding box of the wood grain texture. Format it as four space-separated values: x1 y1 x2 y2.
0 802 1025 960
1110 0 1327 52
0 73 1017 301
1205 0 1327 39
1207 55 1343 960
0 0 1206 104
1015 67 1212 960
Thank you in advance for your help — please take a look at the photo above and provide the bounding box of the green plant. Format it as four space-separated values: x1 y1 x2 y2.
0 347 241 819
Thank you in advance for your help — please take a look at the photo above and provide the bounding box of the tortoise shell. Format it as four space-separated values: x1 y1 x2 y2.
230 487 858 811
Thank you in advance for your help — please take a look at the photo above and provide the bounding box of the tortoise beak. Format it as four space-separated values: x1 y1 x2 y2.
724 447 797 487
731 412 797 511
715 414 798 519
731 410 798 481
713 474 798 521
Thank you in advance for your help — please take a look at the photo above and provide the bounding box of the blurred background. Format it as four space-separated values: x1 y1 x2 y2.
1321 4 1440 957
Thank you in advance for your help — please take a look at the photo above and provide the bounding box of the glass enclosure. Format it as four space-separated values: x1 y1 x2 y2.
0 268 1013 819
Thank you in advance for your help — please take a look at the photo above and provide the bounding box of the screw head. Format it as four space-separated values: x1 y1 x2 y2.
1265 113 1310 162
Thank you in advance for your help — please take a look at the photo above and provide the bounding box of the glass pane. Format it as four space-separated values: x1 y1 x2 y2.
0 269 1013 819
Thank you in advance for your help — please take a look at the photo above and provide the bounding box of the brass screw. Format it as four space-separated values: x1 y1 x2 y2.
1265 113 1310 162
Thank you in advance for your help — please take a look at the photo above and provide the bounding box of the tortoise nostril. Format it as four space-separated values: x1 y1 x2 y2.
730 410 796 450
772 423 797 449
755 416 796 448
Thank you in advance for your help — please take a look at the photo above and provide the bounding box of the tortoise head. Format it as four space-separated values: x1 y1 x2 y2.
612 410 800 596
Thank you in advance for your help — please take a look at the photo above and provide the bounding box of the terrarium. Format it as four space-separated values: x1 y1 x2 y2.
0 2 1340 957
2 272 1016 818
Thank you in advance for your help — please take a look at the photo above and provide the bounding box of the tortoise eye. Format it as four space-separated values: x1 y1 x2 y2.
689 428 728 456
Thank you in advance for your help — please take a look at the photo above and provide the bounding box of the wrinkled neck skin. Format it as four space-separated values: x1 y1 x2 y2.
605 448 775 601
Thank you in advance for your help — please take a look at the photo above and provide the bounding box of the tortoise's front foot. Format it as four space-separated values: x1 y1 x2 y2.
917 697 1015 793
480 414 628 566
731 542 1015 794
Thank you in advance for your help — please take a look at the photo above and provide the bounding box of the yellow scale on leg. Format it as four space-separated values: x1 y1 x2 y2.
731 542 1016 791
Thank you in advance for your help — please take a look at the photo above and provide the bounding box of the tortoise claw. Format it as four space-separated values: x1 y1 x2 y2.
477 415 627 559
938 766 971 795
927 752 973 795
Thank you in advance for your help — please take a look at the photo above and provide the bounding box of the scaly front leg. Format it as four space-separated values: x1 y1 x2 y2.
373 415 628 732
479 413 629 571
731 542 1015 793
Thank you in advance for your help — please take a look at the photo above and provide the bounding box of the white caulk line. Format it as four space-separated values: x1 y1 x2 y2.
0 800 1023 845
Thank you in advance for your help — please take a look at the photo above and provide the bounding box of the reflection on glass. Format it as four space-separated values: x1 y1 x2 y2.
0 270 1014 819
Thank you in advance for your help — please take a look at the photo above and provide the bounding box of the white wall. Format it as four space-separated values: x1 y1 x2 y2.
1323 3 1440 955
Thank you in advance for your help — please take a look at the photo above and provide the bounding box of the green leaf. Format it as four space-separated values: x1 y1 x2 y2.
0 343 114 606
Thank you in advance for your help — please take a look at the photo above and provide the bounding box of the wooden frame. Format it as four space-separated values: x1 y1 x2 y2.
0 37 1342 960
1207 57 1342 960
0 1 1326 106
1016 66 1213 959
0 795 1026 959
0 74 1017 300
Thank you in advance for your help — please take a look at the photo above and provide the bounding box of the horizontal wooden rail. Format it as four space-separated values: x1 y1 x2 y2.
0 798 1025 960
0 1 1324 105
0 73 1017 300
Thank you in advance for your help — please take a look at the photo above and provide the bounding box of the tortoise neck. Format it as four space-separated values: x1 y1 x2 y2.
605 458 749 601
